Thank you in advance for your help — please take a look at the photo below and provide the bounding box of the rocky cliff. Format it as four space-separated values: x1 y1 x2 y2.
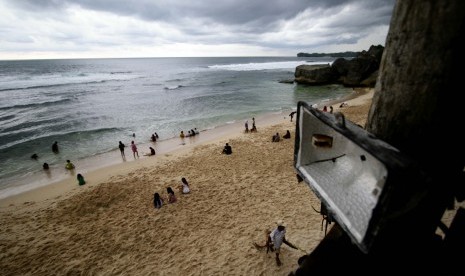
294 45 384 87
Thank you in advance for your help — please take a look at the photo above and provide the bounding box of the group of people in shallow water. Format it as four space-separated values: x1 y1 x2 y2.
29 141 86 186
119 131 161 160
153 177 191 209
179 128 199 138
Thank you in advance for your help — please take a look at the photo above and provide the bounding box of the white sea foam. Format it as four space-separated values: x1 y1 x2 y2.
208 61 331 71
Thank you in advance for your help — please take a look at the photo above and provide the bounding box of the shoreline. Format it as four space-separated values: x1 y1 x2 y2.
0 88 369 206
0 87 376 275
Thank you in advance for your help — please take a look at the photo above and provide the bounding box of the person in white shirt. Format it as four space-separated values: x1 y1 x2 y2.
269 220 298 266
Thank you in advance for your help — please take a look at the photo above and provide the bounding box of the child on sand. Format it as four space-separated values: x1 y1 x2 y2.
179 177 190 194
77 173 86 186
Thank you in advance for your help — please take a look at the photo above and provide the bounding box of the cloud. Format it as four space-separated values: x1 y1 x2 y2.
0 0 395 59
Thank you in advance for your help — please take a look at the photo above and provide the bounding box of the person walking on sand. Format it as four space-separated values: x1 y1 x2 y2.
131 140 139 159
119 141 126 158
289 111 297 122
269 220 298 266
245 120 249 133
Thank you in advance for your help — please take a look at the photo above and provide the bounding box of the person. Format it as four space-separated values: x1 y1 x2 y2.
180 131 185 138
153 192 163 209
194 128 199 135
132 133 136 138
329 105 334 113
283 130 291 139
272 132 281 142
154 132 159 139
190 129 196 136
52 141 59 154
151 134 157 142
339 102 348 108
30 153 38 160
65 160 75 170
131 140 139 159
144 147 156 156
43 162 49 170
245 120 249 133
323 106 328 112
77 173 86 186
222 143 232 155
179 177 190 194
269 220 298 266
251 118 257 132
119 141 126 158
166 187 177 203
289 111 297 122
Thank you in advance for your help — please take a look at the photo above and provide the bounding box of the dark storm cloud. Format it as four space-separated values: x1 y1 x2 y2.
1 0 396 59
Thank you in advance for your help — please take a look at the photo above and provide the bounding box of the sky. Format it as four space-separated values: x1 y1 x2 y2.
0 0 396 60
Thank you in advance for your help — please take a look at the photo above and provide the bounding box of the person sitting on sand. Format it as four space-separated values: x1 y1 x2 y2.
154 192 163 209
144 147 156 156
77 173 86 186
283 130 291 139
179 177 190 194
166 187 177 203
272 133 280 142
222 143 232 155
65 160 75 170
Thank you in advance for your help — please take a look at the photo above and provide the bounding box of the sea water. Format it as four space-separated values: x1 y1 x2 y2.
0 56 351 198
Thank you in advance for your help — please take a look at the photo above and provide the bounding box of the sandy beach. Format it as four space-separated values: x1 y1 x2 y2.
0 88 378 275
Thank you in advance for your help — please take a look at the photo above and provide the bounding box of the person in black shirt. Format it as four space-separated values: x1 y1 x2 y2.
222 143 232 155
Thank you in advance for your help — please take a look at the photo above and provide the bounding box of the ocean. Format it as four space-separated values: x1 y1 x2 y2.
0 56 351 198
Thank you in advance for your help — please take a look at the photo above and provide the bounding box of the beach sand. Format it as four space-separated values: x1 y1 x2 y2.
5 87 455 275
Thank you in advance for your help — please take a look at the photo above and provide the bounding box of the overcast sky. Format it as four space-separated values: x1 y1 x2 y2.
0 0 395 60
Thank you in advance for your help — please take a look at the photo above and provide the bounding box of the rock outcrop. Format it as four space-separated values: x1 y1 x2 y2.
294 45 384 87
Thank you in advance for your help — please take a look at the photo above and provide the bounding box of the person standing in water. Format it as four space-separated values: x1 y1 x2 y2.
52 141 59 154
119 141 126 158
131 141 139 159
